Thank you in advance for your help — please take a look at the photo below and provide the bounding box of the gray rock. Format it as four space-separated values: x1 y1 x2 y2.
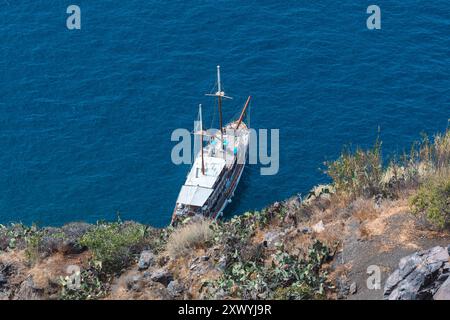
300 226 312 234
217 255 227 271
126 274 143 292
444 262 450 273
143 271 151 278
13 277 41 300
150 269 173 286
212 288 227 300
349 282 357 295
384 269 401 297
384 246 450 300
426 245 449 264
335 277 350 299
138 250 155 270
434 277 450 300
0 263 12 288
167 280 184 297
263 231 282 248
0 273 6 287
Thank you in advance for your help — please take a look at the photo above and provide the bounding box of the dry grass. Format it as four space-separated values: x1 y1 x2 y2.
166 219 214 258
315 220 346 248
28 251 91 290
351 198 379 223
0 250 28 288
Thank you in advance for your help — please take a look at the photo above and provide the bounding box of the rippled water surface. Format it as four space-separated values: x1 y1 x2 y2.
0 1 449 226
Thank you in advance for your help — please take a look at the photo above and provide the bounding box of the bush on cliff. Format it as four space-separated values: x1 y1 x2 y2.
24 228 44 264
414 129 450 171
79 221 147 273
325 129 450 203
409 170 450 229
324 138 383 200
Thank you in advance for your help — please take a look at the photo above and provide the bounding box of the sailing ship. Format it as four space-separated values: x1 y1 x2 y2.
171 66 251 224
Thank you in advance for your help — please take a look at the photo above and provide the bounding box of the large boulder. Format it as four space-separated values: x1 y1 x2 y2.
138 250 155 270
150 269 173 286
433 277 450 300
384 245 450 300
167 280 184 298
262 231 282 248
0 273 6 287
125 274 144 292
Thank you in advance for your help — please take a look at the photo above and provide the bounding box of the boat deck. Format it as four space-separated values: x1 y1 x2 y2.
203 121 249 168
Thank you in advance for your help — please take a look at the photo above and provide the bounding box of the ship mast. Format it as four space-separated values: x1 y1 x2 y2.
217 66 223 144
206 65 232 150
199 104 205 175
236 96 252 130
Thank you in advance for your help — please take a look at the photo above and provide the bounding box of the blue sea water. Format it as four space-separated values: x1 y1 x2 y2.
0 1 449 227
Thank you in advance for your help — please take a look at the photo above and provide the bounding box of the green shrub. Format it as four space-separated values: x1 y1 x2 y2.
79 222 147 273
25 229 43 264
409 171 450 229
325 138 383 199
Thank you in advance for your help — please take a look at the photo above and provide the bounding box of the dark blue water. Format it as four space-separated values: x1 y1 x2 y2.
0 1 449 227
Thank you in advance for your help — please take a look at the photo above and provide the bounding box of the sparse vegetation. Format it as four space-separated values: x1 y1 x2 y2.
59 261 107 300
0 223 37 252
402 129 450 229
212 211 268 246
79 221 148 274
207 239 330 300
409 170 450 229
324 128 450 230
325 138 383 200
166 219 214 258
24 228 43 264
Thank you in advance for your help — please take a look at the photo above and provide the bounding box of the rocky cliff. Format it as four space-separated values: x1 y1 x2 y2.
1 189 449 300
1 130 450 300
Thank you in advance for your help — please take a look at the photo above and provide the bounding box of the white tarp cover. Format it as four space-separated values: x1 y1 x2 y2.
176 185 214 207
185 156 226 189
